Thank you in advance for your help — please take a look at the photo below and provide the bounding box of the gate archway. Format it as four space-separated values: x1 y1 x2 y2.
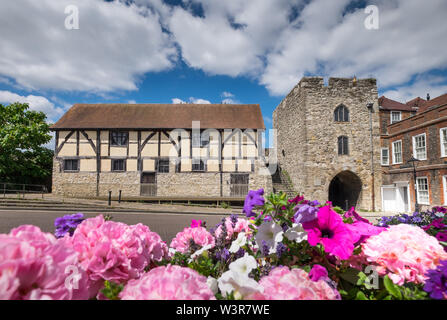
328 171 362 210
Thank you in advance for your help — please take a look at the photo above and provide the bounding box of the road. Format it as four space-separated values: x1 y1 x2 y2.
0 209 228 243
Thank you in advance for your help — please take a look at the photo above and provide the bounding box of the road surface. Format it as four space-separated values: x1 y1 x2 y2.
0 209 228 243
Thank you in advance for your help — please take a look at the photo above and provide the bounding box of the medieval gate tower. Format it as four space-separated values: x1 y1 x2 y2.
273 77 382 211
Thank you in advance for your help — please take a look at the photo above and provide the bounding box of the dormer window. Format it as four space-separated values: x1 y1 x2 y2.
334 105 349 122
390 111 402 124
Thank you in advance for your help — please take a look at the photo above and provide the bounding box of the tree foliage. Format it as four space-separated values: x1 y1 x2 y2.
0 102 53 185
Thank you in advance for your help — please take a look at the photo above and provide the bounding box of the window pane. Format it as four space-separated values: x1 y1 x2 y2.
414 135 426 159
417 178 429 204
381 149 389 165
64 159 78 171
157 160 169 173
111 131 128 146
393 141 402 163
442 129 447 156
112 159 125 171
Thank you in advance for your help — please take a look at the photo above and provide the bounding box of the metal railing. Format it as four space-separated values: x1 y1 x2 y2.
60 182 251 199
1 182 48 198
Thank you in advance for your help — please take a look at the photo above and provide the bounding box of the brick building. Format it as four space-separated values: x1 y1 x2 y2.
50 103 272 200
381 93 447 212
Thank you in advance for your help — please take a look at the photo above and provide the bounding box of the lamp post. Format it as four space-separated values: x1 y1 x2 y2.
367 103 375 212
408 156 420 212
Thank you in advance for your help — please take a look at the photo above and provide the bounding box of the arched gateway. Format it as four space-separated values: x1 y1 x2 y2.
328 171 362 210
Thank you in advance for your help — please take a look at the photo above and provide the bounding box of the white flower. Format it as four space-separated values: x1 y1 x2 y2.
255 221 284 254
206 276 218 295
229 253 257 276
188 244 213 263
229 232 247 253
218 270 263 300
285 223 308 243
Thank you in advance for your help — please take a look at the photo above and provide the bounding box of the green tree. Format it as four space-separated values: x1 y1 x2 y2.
0 102 53 186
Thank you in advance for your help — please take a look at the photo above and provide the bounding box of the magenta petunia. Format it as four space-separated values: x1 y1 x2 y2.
346 221 386 245
309 264 328 282
343 207 370 224
302 206 356 260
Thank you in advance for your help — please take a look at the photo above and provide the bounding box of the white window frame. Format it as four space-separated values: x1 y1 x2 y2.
390 111 402 124
381 148 389 166
440 127 447 158
416 177 430 205
392 140 403 164
443 176 447 205
412 133 427 161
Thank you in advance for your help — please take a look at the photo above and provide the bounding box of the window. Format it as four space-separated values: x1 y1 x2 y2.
111 159 125 172
441 128 447 157
192 132 209 148
412 133 427 160
390 111 402 124
334 105 349 122
338 136 349 155
443 176 447 205
157 159 169 173
111 131 128 146
64 159 79 172
416 177 429 205
192 160 205 172
392 140 402 164
381 148 389 166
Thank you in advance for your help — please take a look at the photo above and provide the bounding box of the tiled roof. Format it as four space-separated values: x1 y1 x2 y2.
51 104 265 130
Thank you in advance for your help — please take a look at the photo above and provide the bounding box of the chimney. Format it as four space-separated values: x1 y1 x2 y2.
427 93 430 101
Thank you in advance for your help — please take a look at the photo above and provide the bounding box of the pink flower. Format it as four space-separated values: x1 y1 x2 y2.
309 264 328 282
170 226 215 254
66 215 168 288
302 206 355 260
346 221 385 245
343 207 370 224
256 266 340 300
119 265 216 300
361 224 447 285
0 225 89 300
214 217 251 241
190 220 202 228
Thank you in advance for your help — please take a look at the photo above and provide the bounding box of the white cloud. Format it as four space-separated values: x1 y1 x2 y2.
261 0 447 95
0 90 64 122
221 91 235 98
0 0 176 92
381 75 447 103
171 97 211 104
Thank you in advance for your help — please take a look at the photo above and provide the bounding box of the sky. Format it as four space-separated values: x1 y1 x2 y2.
1 0 447 145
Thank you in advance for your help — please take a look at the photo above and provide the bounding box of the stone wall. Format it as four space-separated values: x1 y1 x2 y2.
52 158 272 199
273 77 382 211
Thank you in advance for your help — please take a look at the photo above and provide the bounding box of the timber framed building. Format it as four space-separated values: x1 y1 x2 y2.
50 104 272 201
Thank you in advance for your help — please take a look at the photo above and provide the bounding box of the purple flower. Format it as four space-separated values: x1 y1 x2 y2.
216 248 230 262
309 264 329 282
424 260 447 300
309 200 320 206
263 215 272 222
261 240 270 256
243 189 265 218
54 213 85 238
293 204 318 224
276 242 286 258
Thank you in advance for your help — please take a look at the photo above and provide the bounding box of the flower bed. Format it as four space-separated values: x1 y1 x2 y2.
1 190 447 300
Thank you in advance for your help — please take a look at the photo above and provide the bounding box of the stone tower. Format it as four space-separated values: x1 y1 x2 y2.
273 77 382 211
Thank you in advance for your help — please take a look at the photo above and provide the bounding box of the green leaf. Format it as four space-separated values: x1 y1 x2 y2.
383 276 402 299
355 291 368 300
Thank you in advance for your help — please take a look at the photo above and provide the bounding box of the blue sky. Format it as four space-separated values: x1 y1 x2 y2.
1 0 447 139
